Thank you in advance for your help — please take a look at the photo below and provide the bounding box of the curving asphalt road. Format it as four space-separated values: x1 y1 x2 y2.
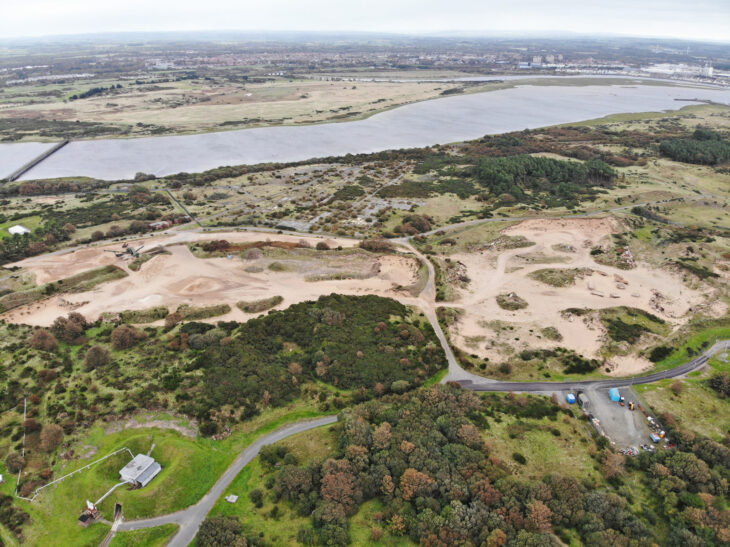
115 416 337 546
457 341 730 392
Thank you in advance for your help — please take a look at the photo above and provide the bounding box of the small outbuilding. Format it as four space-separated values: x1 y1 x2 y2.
8 225 31 236
119 454 162 488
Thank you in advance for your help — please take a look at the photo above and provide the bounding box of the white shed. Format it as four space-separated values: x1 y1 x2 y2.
119 454 162 487
8 225 31 236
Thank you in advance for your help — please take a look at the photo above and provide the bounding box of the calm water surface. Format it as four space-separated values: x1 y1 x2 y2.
7 82 730 181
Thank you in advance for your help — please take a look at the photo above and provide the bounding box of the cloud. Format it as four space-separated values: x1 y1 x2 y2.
1 0 728 41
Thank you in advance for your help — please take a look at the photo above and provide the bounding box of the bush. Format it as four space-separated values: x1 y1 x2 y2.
648 346 673 363
512 452 527 464
39 424 63 452
236 296 283 314
29 329 58 352
197 516 244 546
111 325 146 350
249 488 264 508
496 292 528 310
359 239 394 253
85 345 111 370
5 452 24 473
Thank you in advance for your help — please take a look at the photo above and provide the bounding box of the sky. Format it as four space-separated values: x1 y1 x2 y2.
2 0 729 42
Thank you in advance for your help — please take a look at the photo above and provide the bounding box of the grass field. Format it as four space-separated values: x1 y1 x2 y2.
18 403 332 546
637 379 730 441
109 524 178 547
0 216 43 239
209 426 337 545
482 410 599 480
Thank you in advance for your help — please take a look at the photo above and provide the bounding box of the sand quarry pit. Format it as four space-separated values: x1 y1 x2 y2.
2 231 420 326
445 217 719 376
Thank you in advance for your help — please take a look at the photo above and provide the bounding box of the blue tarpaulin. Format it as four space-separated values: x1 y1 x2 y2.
609 388 621 402
566 393 576 404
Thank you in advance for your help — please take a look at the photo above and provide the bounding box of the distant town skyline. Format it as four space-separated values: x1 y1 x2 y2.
2 0 729 43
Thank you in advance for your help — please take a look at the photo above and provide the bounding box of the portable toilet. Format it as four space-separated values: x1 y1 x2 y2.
609 388 621 402
566 393 576 404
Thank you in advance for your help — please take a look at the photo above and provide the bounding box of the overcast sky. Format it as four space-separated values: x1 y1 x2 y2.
2 0 729 42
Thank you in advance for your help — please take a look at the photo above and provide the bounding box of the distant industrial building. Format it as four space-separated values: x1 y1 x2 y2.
8 225 30 236
119 454 162 488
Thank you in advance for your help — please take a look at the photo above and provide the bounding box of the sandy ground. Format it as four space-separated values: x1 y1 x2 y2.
446 217 718 376
3 231 418 326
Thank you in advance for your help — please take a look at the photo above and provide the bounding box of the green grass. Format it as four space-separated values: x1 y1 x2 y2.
648 327 730 374
350 499 415 546
109 524 178 547
483 414 599 480
423 368 448 387
637 379 730 441
19 403 332 547
0 216 43 239
209 426 336 544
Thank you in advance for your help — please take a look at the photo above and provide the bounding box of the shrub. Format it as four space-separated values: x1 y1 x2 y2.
5 452 24 473
496 292 528 310
29 329 58 352
359 239 394 253
39 424 63 452
648 346 673 363
111 325 145 350
236 296 284 313
85 345 111 370
512 452 527 464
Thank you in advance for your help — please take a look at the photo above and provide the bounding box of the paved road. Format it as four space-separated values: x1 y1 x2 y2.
457 341 730 392
115 416 337 546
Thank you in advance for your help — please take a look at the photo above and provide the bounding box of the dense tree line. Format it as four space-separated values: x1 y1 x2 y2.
250 384 730 546
381 154 616 207
190 294 446 423
475 155 616 203
659 128 730 165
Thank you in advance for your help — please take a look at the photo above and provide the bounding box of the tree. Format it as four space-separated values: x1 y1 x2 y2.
63 223 76 234
30 329 58 352
85 345 111 370
5 452 25 473
91 230 105 241
111 325 145 350
40 424 64 452
197 516 247 547
400 468 436 501
165 312 183 328
526 500 553 533
671 380 684 396
249 488 263 508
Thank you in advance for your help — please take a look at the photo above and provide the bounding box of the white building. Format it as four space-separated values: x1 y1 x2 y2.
119 454 162 487
8 225 30 236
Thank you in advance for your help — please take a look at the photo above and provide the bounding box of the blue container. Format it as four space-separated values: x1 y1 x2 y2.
609 388 621 402
566 393 576 404
650 433 661 443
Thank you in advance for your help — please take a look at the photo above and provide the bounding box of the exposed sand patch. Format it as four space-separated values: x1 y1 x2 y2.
2 232 418 326
445 217 717 375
